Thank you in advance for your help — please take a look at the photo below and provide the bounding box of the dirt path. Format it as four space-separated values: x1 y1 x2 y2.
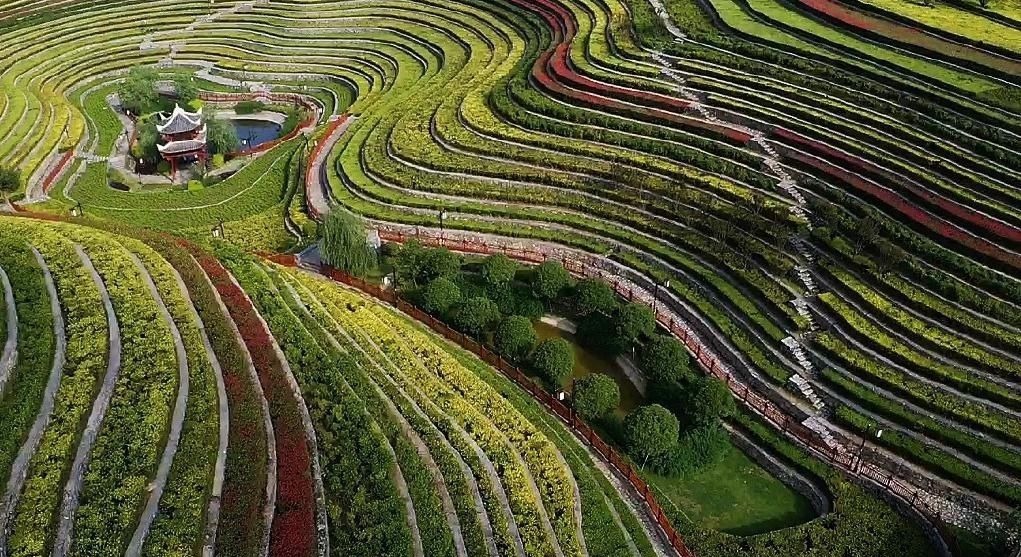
0 265 17 393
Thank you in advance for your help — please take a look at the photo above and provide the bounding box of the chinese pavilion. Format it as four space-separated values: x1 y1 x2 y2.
156 104 207 178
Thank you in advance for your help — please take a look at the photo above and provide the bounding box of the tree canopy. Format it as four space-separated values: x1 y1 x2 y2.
530 337 574 387
0 166 21 201
531 260 571 301
420 277 461 315
450 296 500 336
571 278 617 317
494 315 537 362
206 114 240 155
480 254 517 291
623 404 679 468
637 335 692 385
573 374 619 422
681 376 736 428
320 210 377 276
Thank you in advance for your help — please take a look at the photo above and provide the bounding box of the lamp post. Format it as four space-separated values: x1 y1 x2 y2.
438 209 446 240
70 201 84 218
212 219 226 239
855 423 883 473
653 278 670 314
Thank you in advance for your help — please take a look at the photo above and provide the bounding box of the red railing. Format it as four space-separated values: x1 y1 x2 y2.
355 228 958 554
263 252 697 557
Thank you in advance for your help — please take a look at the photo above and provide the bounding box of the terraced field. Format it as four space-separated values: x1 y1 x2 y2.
1 0 1020 555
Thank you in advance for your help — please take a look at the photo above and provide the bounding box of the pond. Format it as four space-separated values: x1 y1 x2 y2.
534 321 644 414
231 118 282 149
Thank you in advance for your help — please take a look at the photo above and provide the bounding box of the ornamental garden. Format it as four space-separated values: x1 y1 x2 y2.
0 0 1019 557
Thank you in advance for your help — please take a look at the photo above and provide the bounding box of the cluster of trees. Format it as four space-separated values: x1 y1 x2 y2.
385 241 736 478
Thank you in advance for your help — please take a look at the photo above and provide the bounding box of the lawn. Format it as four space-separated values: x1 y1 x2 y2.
648 442 817 536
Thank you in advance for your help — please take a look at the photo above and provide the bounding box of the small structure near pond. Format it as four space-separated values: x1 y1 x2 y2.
156 104 207 178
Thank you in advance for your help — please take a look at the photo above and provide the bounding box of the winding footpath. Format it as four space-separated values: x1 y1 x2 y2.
125 253 190 556
52 246 122 557
0 265 17 394
0 248 66 555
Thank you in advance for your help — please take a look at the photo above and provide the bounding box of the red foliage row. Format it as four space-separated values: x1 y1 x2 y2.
506 0 753 145
799 0 877 31
41 150 75 193
190 251 317 557
776 128 1021 245
781 146 1021 270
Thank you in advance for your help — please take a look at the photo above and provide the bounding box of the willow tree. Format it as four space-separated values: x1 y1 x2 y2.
320 210 377 276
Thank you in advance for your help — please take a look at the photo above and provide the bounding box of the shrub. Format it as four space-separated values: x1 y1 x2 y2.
211 153 226 168
637 334 692 385
480 254 517 291
650 422 730 477
420 277 461 315
530 337 574 387
494 316 536 362
680 376 736 428
573 374 619 422
235 100 266 114
570 278 617 317
623 404 679 469
531 260 571 301
450 296 500 336
320 210 377 277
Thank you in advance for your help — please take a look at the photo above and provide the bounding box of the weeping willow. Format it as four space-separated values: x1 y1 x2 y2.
320 210 377 277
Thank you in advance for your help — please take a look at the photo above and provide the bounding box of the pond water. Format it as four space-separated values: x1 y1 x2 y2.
533 320 644 414
231 118 282 149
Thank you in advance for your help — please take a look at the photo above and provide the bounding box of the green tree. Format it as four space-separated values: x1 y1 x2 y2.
494 316 536 362
420 248 460 283
530 337 574 387
681 376 736 428
320 210 377 277
573 374 619 421
393 240 428 286
480 254 517 291
638 335 692 385
172 74 199 105
0 166 21 203
132 121 160 163
119 66 160 115
652 422 730 476
623 404 679 469
532 260 571 301
206 114 240 154
612 303 656 353
450 296 500 336
420 277 461 315
571 278 617 317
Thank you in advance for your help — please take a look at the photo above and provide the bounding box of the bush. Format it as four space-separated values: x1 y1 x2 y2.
187 180 204 191
650 422 730 477
0 166 22 200
637 334 692 385
480 254 517 291
623 404 679 469
531 260 571 301
320 210 377 277
450 296 500 336
211 153 226 168
570 278 617 317
235 100 266 114
494 316 536 362
614 303 655 348
421 277 461 315
395 242 460 286
530 337 574 387
573 374 619 422
680 376 736 428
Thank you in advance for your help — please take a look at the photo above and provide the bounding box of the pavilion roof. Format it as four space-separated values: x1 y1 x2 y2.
158 125 206 155
156 104 203 135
